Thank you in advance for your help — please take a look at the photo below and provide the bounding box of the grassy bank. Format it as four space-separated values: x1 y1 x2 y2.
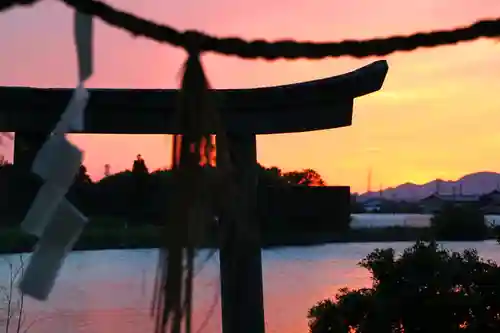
1 221 497 254
0 224 165 254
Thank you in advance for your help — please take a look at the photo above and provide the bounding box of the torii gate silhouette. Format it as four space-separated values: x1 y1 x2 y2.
0 59 388 333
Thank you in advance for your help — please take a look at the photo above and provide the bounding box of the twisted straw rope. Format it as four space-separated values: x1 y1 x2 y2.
2 0 500 59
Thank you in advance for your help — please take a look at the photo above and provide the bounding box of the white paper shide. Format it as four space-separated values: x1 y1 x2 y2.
18 10 94 301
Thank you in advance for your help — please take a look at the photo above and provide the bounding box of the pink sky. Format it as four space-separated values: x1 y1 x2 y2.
1 0 500 192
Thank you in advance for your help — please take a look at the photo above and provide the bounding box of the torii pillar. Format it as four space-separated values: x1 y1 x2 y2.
218 132 265 333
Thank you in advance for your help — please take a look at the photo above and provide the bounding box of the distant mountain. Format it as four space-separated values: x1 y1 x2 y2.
357 171 500 202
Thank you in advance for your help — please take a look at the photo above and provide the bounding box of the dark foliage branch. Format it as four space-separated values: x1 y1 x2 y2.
2 0 500 60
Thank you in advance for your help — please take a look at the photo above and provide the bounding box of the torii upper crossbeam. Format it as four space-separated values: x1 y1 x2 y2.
0 60 387 134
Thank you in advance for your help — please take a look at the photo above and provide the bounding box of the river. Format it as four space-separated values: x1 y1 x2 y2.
1 241 500 333
351 213 500 228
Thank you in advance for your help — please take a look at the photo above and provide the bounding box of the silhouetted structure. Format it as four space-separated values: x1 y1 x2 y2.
420 193 480 214
0 60 388 333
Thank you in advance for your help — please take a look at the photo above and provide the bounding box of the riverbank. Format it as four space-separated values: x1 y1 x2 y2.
1 223 497 254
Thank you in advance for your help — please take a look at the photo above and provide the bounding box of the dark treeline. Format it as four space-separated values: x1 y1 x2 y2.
0 155 350 235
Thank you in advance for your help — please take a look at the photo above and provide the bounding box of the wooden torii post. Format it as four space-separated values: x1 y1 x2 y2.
0 60 388 333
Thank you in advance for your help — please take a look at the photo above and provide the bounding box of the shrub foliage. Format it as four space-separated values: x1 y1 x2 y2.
431 204 489 241
308 241 500 333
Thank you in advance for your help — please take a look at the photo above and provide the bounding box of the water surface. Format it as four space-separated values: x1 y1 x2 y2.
1 241 499 333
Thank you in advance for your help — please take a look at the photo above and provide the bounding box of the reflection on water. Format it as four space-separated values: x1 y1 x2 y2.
1 241 499 333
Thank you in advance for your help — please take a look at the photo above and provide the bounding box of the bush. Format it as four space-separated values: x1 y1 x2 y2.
495 225 500 244
308 241 500 333
431 204 489 241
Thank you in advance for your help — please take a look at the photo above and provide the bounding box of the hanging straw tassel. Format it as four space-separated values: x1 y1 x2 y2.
152 30 241 333
153 31 217 333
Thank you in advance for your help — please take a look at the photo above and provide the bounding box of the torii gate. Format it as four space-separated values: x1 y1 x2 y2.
0 59 388 333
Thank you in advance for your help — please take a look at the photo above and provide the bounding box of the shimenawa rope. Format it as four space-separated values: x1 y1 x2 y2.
1 0 500 59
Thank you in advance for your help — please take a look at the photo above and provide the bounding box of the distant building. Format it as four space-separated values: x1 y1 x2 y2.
419 194 479 214
362 198 386 213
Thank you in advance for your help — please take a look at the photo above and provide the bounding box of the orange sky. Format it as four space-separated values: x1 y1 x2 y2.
1 0 500 193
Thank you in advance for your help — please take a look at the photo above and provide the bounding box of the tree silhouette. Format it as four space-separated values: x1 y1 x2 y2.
75 165 92 185
282 168 326 186
132 154 149 175
104 164 111 177
431 204 488 241
130 154 151 223
258 165 287 188
0 156 339 232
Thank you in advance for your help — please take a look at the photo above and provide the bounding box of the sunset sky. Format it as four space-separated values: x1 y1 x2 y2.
1 0 500 193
